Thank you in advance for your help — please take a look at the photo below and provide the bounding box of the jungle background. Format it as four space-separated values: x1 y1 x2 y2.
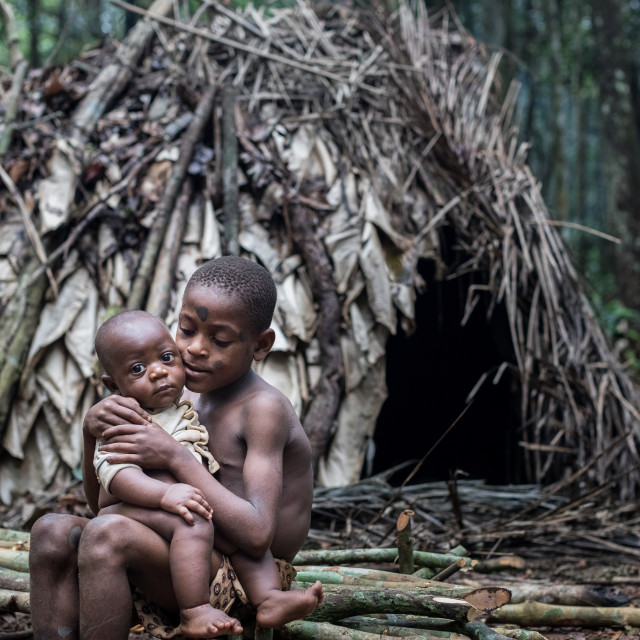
3 0 640 377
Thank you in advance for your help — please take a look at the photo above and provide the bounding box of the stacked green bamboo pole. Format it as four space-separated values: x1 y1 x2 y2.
3 526 633 639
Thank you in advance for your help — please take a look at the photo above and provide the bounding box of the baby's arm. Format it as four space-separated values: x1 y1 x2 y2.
108 467 213 525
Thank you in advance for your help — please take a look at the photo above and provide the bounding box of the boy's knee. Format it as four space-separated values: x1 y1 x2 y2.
29 513 84 569
78 514 129 566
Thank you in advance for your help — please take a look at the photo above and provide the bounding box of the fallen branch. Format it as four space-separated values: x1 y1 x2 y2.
303 585 482 624
129 84 217 310
0 567 30 592
489 601 640 628
0 549 29 573
507 583 629 607
0 589 29 614
293 548 477 571
277 619 462 640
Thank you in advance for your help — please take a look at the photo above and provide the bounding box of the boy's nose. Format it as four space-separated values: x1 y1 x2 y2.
187 337 208 357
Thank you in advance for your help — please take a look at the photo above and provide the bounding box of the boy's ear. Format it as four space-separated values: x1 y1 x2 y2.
101 374 120 395
253 328 276 362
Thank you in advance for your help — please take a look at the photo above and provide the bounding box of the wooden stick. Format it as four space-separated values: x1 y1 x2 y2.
293 548 476 571
0 588 30 614
278 620 456 640
0 529 30 543
145 179 193 318
129 84 217 310
0 549 29 573
0 567 30 592
397 510 415 574
489 601 640 627
221 83 240 256
507 582 629 607
303 585 481 624
72 0 174 138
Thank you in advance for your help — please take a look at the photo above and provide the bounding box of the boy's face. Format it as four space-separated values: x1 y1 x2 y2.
176 285 267 395
103 320 185 409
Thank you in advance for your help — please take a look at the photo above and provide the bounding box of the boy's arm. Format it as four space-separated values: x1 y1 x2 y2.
99 397 289 558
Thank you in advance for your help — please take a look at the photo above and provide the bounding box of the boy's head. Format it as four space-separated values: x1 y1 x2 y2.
95 310 185 409
178 256 277 394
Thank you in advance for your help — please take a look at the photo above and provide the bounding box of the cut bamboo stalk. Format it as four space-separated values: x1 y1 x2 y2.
0 588 30 614
397 510 415 574
0 567 30 592
490 628 548 640
294 566 426 583
474 557 526 573
506 583 629 607
293 548 476 571
0 529 30 543
295 580 510 611
0 548 29 573
458 621 518 640
339 616 468 638
278 619 457 640
488 601 640 627
303 585 482 624
340 617 469 640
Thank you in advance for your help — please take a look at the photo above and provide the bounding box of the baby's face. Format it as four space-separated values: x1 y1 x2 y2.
107 320 185 410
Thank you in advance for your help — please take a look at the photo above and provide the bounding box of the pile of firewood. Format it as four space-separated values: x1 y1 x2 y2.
2 510 640 640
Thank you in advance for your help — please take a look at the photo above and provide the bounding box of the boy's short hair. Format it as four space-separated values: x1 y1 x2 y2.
186 256 277 333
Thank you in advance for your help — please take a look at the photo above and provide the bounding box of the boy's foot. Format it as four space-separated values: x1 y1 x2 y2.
180 603 243 638
256 580 324 629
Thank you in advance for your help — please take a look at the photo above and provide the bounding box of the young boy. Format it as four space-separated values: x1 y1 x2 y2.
29 256 323 640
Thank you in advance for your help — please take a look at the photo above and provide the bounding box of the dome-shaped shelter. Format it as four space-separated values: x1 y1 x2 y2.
1 0 638 507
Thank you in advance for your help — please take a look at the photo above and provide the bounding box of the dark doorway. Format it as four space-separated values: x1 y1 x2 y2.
371 258 524 486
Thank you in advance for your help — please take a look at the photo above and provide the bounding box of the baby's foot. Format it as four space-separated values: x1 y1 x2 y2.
256 580 324 628
180 603 243 638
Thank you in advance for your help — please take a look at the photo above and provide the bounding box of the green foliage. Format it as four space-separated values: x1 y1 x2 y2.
591 293 640 374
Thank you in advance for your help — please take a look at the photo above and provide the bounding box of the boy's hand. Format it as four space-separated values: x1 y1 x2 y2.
84 396 151 438
160 483 213 525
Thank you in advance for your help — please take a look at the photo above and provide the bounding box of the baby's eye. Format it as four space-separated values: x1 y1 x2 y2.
161 352 176 363
131 363 146 374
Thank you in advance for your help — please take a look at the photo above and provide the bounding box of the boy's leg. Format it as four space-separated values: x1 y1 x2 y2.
30 513 89 640
231 550 323 628
92 504 243 639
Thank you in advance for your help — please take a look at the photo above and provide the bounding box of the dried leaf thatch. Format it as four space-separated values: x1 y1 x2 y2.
1 0 639 506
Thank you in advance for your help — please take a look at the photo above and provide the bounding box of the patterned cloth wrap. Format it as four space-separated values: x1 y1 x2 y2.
132 557 297 639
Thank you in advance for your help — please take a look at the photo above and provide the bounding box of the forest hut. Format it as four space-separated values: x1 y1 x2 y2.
1 0 639 509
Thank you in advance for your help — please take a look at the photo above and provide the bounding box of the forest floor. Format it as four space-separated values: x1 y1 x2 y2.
1 477 640 640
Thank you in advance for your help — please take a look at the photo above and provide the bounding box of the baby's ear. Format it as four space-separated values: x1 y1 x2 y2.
101 374 120 395
253 328 276 362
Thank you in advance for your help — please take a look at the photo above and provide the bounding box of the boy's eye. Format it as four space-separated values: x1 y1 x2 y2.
131 364 146 374
179 325 194 335
162 352 176 363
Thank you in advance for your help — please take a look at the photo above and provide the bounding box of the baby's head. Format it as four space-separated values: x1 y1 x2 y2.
95 310 185 410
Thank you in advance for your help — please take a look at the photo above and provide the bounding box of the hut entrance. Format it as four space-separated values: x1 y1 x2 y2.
371 258 525 486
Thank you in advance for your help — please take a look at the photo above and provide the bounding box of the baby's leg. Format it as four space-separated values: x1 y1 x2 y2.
231 550 323 628
99 503 242 638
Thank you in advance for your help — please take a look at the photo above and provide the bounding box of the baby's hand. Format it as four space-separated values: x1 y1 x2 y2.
160 483 213 525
